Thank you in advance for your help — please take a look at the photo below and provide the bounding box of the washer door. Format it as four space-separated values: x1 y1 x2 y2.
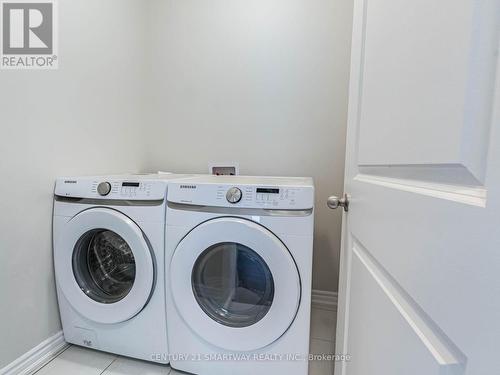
55 208 154 324
170 217 300 351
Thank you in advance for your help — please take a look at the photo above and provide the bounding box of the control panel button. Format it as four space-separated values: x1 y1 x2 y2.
97 182 112 196
226 187 243 204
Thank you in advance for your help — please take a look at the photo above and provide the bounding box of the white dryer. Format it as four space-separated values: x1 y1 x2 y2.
165 175 314 375
53 174 186 363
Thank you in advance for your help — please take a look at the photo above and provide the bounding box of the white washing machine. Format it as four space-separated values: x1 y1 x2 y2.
165 175 314 375
53 174 186 363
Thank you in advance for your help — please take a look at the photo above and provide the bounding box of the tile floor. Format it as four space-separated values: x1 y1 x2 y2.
35 306 337 375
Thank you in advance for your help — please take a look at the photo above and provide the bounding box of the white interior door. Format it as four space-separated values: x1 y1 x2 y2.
334 0 500 374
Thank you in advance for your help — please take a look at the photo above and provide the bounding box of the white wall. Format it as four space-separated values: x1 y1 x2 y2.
0 0 149 367
145 0 353 291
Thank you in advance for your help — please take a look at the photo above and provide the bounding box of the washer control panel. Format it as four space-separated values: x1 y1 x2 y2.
92 181 155 198
55 177 166 200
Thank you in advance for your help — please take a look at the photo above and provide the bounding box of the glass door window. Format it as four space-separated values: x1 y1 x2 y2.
72 229 136 304
192 242 274 328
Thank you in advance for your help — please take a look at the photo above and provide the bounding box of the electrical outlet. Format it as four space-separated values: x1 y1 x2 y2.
208 162 240 176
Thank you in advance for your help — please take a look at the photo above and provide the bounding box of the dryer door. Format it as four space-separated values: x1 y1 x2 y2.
55 208 154 324
170 217 301 351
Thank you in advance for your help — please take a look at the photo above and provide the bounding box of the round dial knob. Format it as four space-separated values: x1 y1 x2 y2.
226 187 242 204
97 182 112 196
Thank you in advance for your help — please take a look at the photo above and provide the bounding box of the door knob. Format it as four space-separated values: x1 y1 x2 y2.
327 194 349 212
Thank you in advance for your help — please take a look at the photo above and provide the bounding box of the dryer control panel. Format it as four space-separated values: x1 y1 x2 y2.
168 176 314 210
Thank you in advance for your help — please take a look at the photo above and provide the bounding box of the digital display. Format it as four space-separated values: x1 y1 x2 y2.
257 188 280 194
122 182 140 187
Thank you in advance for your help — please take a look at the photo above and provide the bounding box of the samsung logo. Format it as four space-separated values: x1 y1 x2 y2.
64 180 77 184
180 185 197 189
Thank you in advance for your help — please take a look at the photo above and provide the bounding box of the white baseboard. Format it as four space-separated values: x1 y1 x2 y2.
312 289 338 311
0 331 69 375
